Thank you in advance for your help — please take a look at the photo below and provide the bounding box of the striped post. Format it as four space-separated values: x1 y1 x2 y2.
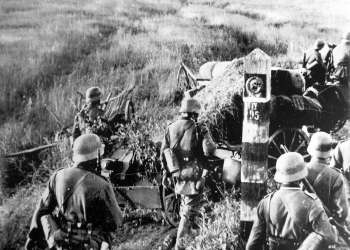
240 49 271 241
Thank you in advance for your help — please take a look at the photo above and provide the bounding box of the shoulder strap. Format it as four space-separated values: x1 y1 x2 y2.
170 121 195 149
264 192 274 240
280 195 304 232
56 171 90 213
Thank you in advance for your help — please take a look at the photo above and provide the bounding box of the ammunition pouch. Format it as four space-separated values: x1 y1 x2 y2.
268 236 299 250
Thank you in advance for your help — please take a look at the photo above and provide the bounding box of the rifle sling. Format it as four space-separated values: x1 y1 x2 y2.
170 121 195 150
56 171 90 214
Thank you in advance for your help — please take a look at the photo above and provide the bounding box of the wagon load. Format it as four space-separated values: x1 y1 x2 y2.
195 59 344 145
270 95 322 128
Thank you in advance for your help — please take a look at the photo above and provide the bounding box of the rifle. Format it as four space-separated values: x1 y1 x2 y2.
279 145 350 247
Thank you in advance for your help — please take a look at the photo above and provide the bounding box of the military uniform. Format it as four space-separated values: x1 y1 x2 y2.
305 47 326 85
332 32 350 103
246 183 338 250
26 163 123 250
306 158 349 223
25 134 123 250
71 104 112 143
160 116 213 220
331 139 350 182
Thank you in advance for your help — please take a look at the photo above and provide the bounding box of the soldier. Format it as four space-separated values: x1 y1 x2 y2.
71 87 112 144
304 39 327 87
246 152 338 250
160 98 216 250
305 132 350 249
25 134 123 250
331 139 350 183
331 31 350 103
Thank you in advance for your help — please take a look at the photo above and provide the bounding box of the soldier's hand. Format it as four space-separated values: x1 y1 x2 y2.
53 229 68 244
196 177 206 191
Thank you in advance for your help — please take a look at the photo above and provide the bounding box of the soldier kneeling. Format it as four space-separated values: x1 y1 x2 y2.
25 134 123 250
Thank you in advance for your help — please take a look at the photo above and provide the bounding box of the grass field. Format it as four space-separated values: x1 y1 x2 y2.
1 0 350 249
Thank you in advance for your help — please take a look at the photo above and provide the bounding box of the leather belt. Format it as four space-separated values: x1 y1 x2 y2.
269 236 299 246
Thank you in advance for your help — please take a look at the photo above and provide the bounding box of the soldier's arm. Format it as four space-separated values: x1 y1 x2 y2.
309 198 338 245
26 174 58 249
100 183 123 231
246 200 266 250
330 144 343 170
331 175 349 223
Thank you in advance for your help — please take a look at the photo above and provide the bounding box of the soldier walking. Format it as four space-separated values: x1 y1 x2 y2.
246 152 338 250
306 132 350 249
160 98 216 250
25 134 123 250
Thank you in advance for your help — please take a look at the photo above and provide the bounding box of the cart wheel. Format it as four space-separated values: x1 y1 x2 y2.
160 178 181 228
268 127 310 170
267 128 310 192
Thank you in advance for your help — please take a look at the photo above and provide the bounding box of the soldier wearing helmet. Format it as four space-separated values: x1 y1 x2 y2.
71 87 112 144
331 31 350 103
306 132 350 249
160 98 216 250
25 134 123 250
247 152 338 250
304 39 327 87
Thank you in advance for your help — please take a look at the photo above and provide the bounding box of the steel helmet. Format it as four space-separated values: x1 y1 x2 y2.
179 98 201 114
307 132 333 158
73 134 105 163
313 39 325 50
274 152 307 183
342 31 350 42
86 87 102 103
202 138 217 157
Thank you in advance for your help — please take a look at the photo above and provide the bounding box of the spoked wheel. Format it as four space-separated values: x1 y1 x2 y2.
267 127 310 192
160 177 181 228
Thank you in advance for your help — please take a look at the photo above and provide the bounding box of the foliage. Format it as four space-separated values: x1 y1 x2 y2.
181 192 241 250
0 185 43 250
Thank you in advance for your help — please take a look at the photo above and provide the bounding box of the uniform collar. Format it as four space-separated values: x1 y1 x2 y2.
280 183 301 190
310 157 329 165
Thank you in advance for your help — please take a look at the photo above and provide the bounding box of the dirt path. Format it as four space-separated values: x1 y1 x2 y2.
113 221 177 250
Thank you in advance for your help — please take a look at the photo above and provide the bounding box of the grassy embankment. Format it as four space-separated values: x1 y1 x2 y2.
1 0 350 249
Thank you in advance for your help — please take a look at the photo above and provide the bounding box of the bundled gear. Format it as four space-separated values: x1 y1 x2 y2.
246 152 338 250
25 134 123 250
